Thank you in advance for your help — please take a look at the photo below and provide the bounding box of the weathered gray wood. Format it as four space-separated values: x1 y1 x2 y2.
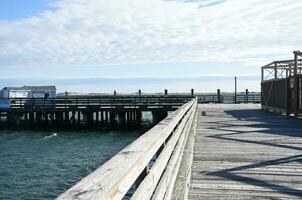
131 103 195 200
162 104 197 200
57 99 197 200
171 106 199 200
151 104 196 200
188 104 302 200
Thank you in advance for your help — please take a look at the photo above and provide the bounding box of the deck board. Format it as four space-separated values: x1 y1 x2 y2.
189 104 302 199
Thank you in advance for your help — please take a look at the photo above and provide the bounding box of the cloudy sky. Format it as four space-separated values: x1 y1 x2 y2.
0 0 301 93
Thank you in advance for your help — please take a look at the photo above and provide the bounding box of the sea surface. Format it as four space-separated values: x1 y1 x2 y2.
0 130 140 200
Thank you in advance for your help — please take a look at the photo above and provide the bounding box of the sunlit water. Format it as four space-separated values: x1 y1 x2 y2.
0 130 140 200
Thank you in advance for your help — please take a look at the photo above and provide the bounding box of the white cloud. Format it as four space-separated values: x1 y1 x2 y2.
0 0 301 68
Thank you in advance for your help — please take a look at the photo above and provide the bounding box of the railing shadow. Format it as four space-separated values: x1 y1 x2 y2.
205 154 302 197
200 107 302 197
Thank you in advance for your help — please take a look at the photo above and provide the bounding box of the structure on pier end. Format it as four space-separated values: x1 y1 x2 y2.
261 51 302 116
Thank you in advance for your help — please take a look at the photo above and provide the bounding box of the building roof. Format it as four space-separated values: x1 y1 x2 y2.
3 86 56 91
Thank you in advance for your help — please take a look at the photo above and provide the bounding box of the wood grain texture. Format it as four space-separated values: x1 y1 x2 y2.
171 105 199 200
189 104 302 200
131 103 195 200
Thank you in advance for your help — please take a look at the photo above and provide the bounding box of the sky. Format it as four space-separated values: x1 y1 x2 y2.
0 0 301 93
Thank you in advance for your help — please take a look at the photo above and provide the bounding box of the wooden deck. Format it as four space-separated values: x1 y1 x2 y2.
188 104 302 199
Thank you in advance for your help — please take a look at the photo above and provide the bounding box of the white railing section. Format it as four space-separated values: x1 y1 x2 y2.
57 98 198 200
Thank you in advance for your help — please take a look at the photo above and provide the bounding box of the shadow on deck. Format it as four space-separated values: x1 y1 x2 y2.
190 105 302 199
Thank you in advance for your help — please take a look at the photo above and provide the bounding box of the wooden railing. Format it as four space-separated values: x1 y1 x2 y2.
197 92 261 104
8 95 193 111
56 98 198 200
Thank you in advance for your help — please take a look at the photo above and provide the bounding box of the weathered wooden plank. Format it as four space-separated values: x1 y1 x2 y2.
130 103 195 200
151 104 196 200
171 106 199 200
188 104 302 199
163 104 197 200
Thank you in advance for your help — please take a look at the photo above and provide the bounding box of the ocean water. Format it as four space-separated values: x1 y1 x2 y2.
0 130 140 200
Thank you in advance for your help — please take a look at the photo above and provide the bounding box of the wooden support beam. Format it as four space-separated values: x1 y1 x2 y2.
77 111 81 126
101 111 104 123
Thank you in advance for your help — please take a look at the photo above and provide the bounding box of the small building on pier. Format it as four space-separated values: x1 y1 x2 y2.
261 51 302 116
0 86 56 98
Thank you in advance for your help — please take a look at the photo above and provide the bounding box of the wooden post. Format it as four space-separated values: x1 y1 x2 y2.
101 111 104 124
217 89 221 103
165 89 168 96
127 111 131 124
245 89 249 104
77 111 81 126
234 77 237 104
29 112 34 128
72 111 76 126
114 91 117 96
294 51 299 116
191 89 194 97
65 111 69 125
105 111 108 124
96 111 99 123
139 90 142 96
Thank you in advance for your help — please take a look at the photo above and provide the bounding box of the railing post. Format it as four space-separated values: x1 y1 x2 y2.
165 89 168 96
217 89 221 103
234 77 237 104
191 89 194 97
245 89 249 104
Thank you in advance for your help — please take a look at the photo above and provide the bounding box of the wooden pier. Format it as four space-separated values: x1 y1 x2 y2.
56 102 302 200
186 104 302 199
0 92 261 129
0 95 192 129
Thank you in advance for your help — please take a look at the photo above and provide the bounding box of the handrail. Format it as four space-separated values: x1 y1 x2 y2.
56 98 197 200
8 96 193 110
